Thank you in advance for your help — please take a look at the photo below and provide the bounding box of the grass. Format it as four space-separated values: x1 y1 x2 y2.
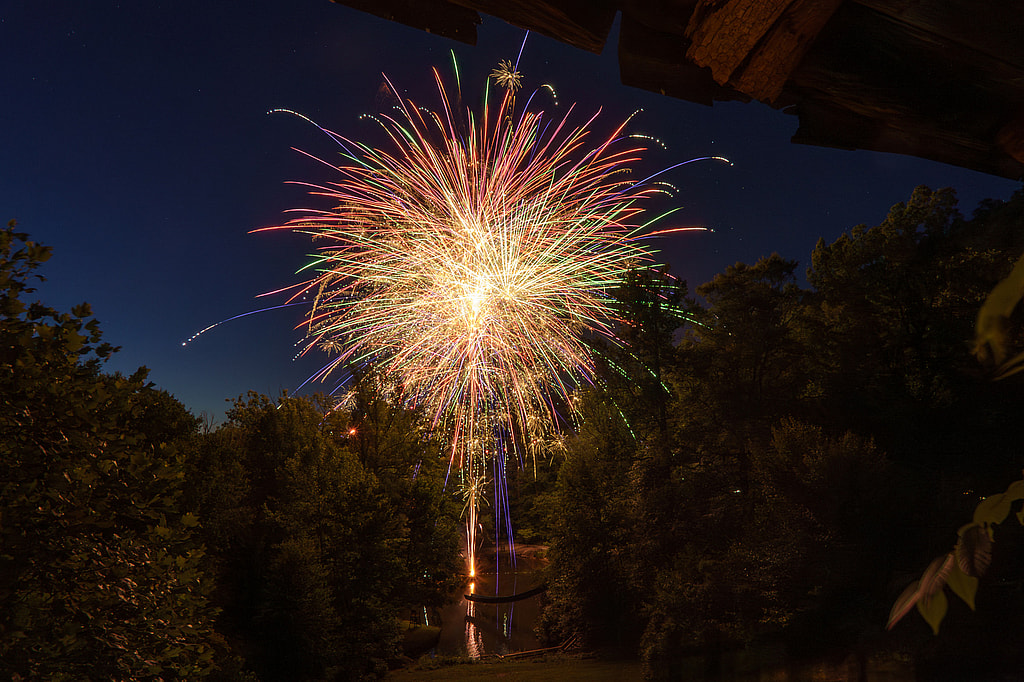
398 622 441 659
387 653 642 681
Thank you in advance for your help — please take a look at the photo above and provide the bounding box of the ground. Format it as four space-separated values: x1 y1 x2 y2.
387 653 642 681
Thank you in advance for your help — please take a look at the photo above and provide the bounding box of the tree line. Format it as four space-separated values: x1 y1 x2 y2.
1 221 461 680
4 183 1024 680
535 185 1024 680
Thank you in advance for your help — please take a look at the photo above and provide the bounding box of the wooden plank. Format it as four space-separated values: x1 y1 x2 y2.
784 2 1024 179
685 0 792 85
997 112 1024 165
330 0 480 44
619 11 749 106
332 0 1024 180
792 97 1024 180
790 6 965 117
790 3 1023 134
732 0 843 102
620 0 697 37
853 0 1024 67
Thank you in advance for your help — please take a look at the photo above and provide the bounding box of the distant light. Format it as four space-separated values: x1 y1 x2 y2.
348 428 357 435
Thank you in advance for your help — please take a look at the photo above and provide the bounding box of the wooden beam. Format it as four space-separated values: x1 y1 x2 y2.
685 0 842 102
732 0 843 102
793 100 1024 181
853 0 1024 68
619 11 748 106
685 0 791 86
790 3 1020 139
620 0 696 37
997 112 1024 166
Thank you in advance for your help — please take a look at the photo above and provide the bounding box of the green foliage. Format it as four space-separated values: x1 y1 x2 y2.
635 419 892 677
542 186 1024 675
185 387 461 681
540 268 687 652
505 454 561 545
538 386 643 650
672 253 809 466
805 186 1024 470
687 253 806 418
974 249 1024 378
0 222 217 680
886 239 1024 636
887 474 1024 634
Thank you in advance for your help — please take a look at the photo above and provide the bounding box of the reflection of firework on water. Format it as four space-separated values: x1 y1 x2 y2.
262 58 723 573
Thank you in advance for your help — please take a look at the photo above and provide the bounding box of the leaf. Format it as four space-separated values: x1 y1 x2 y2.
919 554 954 601
917 587 948 635
957 524 993 577
974 250 1024 365
973 493 1013 525
181 512 199 528
972 480 1024 525
887 580 922 630
1004 479 1024 502
994 349 1024 380
945 561 979 611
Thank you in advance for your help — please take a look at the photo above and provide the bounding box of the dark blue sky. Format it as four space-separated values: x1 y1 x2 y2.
4 1 1020 419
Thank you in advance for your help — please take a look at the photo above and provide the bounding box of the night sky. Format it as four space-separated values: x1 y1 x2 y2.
5 1 1021 420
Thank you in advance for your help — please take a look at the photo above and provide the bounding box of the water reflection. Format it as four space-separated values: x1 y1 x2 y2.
463 582 484 659
435 549 545 657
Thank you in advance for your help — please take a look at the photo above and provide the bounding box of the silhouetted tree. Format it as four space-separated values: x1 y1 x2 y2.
0 223 218 680
185 387 460 681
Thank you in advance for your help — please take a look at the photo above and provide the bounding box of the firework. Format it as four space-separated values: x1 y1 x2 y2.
490 59 522 92
262 61 717 574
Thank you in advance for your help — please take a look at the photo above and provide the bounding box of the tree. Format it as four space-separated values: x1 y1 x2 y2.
805 186 1024 471
185 388 461 681
0 223 217 680
539 268 686 652
538 384 644 651
539 186 1024 678
677 253 807 432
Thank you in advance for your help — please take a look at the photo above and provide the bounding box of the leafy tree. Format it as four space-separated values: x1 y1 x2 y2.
0 223 217 681
504 452 561 546
889 246 1024 636
806 186 1024 472
671 253 809 484
685 254 807 418
635 254 900 676
347 380 463 611
539 268 686 652
185 388 460 681
538 385 644 650
532 185 1024 680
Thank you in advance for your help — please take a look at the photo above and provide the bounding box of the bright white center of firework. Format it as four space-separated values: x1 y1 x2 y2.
465 285 486 323
458 265 499 331
451 226 514 333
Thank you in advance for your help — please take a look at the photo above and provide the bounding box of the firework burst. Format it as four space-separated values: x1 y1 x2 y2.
490 59 523 92
262 61 718 573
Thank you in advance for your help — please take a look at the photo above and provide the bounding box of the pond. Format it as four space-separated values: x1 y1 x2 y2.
432 545 547 658
417 546 918 681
